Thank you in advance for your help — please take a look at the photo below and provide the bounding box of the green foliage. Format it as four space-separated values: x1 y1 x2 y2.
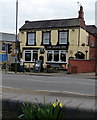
19 98 64 120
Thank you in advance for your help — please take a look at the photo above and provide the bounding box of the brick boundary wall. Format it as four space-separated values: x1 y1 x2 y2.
67 59 96 73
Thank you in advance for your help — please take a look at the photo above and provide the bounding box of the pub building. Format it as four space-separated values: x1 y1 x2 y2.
19 6 97 70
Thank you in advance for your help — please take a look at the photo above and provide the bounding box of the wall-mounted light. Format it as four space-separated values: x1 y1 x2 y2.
40 48 44 54
72 29 75 31
21 31 24 34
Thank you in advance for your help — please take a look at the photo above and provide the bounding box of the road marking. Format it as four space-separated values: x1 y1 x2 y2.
62 90 95 97
2 86 95 97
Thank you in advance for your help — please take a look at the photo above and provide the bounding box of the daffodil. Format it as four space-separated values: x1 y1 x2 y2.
59 103 62 108
56 99 60 103
52 103 57 107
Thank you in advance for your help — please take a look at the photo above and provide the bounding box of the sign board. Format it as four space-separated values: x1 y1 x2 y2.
45 45 68 49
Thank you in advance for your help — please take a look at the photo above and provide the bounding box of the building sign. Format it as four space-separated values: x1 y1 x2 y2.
0 54 8 62
45 45 68 49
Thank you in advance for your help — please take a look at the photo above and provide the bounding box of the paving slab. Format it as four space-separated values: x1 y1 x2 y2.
78 99 95 111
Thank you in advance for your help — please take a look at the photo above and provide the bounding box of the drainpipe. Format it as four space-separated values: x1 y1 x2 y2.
78 27 80 46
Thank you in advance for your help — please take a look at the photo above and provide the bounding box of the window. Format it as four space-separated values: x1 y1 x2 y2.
60 51 66 62
2 43 6 51
54 51 59 61
47 51 53 61
33 50 38 61
43 32 50 45
59 31 68 44
24 50 38 62
47 50 66 63
28 32 35 45
92 41 94 47
25 51 31 61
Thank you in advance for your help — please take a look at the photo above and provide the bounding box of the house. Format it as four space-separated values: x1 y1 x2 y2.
0 32 19 66
19 6 97 70
86 25 97 61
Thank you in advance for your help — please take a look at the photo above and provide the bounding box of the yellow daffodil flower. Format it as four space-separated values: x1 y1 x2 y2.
52 103 57 107
59 103 62 107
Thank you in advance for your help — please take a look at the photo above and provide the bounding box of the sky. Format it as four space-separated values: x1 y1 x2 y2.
0 0 97 34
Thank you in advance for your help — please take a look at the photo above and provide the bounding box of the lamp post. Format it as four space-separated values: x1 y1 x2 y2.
15 0 18 73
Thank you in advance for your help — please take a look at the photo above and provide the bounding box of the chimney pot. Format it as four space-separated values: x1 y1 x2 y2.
78 6 84 19
25 20 29 24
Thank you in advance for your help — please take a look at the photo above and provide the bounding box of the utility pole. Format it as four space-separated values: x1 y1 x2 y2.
15 0 18 73
5 43 8 73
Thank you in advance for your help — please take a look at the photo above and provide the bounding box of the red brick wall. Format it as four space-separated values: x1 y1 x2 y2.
89 34 97 47
89 48 97 59
88 34 97 64
67 59 96 73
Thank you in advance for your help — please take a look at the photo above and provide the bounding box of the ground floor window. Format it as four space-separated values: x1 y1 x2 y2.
24 50 38 62
47 50 66 63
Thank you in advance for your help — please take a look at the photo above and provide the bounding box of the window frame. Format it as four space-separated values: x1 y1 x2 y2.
27 32 36 46
42 31 51 45
46 50 66 63
24 50 38 62
58 30 68 45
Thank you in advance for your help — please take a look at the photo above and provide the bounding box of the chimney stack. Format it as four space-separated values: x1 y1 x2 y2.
78 6 84 20
25 20 30 24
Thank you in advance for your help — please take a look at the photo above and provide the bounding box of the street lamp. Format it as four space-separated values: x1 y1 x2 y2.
15 0 18 73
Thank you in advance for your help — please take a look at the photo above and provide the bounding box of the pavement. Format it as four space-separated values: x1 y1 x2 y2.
1 70 97 119
2 69 97 79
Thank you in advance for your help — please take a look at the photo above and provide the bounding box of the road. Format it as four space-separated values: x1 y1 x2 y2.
2 73 96 96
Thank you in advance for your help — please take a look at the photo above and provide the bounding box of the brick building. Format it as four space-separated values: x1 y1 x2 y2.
0 32 20 67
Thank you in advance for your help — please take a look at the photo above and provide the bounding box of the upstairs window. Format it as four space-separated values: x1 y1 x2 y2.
59 31 68 44
28 32 36 45
42 32 50 45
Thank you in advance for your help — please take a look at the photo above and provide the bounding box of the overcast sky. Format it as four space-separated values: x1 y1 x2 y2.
0 0 97 34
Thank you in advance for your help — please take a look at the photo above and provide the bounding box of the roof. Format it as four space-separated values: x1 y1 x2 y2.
0 32 16 42
86 25 97 34
19 18 81 31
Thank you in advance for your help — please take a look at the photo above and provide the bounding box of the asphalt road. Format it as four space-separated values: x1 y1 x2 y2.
2 73 96 96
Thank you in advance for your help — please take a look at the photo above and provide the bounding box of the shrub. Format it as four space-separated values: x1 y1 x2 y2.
19 98 64 120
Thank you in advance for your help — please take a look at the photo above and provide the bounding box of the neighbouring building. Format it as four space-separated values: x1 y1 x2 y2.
19 6 97 70
86 25 97 62
0 32 19 66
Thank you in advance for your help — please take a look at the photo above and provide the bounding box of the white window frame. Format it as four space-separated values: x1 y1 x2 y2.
59 31 68 44
28 32 35 45
24 50 38 62
43 32 50 45
46 50 66 63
